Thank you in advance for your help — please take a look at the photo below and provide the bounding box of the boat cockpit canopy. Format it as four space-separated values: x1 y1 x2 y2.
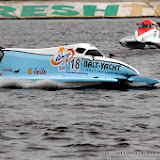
76 47 103 57
85 49 103 57
139 23 155 29
139 19 156 29
76 48 86 54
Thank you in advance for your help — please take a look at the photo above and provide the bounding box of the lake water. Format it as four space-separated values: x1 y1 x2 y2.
0 18 160 160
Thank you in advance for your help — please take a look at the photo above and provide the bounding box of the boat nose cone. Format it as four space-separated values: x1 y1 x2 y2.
134 69 140 76
133 68 140 76
126 65 140 76
119 39 127 47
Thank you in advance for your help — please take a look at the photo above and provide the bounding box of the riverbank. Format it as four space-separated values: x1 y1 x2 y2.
0 0 159 2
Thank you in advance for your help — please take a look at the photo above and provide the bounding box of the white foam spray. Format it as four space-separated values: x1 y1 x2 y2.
0 78 64 90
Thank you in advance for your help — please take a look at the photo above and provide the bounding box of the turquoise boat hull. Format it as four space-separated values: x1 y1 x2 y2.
0 43 159 88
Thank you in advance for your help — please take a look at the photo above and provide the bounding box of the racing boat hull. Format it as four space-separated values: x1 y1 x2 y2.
0 43 159 89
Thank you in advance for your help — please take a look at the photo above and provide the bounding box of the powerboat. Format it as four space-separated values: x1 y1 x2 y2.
0 43 159 88
120 19 160 49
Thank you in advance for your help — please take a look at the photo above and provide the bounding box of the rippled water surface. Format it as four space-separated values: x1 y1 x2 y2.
0 18 160 160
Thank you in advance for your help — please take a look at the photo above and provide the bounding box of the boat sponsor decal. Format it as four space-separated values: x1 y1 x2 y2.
28 68 46 75
2 68 20 73
58 65 66 72
84 60 121 71
67 71 88 75
154 31 157 37
51 46 75 66
2 68 12 72
28 68 32 74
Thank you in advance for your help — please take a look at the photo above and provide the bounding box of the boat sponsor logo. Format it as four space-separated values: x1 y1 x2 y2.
84 60 121 71
84 61 121 71
28 68 32 74
58 65 66 72
2 68 12 72
51 46 75 66
28 68 46 75
2 68 20 73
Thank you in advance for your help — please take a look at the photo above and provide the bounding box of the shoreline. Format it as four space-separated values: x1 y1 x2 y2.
0 0 159 2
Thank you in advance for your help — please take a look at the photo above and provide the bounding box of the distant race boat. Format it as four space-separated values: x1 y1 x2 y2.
120 19 160 49
0 43 159 88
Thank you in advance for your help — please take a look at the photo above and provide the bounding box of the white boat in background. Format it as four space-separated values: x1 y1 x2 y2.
120 19 160 49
